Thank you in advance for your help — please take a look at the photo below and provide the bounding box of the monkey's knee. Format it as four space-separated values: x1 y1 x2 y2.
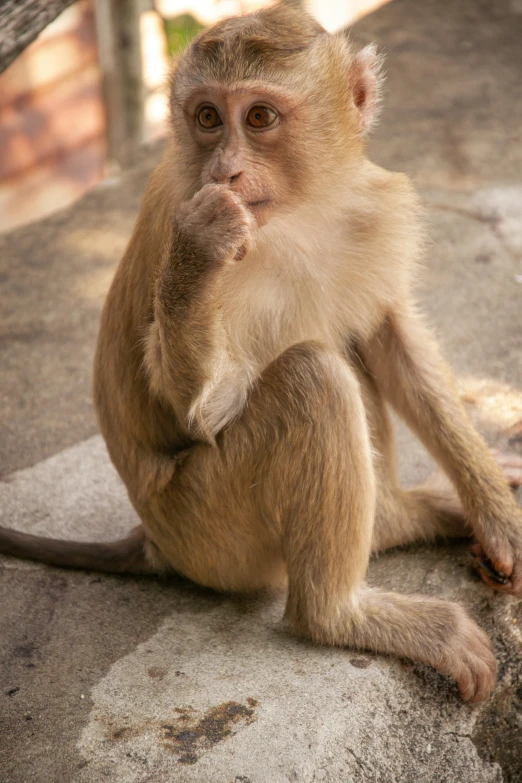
262 340 363 426
261 341 374 505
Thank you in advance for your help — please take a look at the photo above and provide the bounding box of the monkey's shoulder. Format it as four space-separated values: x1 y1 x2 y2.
343 162 421 228
339 162 424 272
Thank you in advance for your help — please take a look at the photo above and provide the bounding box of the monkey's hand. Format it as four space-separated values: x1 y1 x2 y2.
175 184 256 265
471 507 522 596
470 450 522 595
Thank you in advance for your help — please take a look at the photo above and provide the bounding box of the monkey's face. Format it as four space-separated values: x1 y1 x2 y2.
176 81 312 227
169 10 383 226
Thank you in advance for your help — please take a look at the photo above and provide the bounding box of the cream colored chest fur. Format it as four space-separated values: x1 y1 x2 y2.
188 197 415 438
222 214 389 371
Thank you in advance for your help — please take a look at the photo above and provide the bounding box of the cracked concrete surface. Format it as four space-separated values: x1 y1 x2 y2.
1 0 522 780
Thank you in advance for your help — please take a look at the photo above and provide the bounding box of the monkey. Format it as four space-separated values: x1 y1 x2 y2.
2 3 522 703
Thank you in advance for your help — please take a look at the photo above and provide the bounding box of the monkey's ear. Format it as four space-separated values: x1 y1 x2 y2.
351 44 384 133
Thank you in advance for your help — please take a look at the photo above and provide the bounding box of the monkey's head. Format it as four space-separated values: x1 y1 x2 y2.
169 3 383 224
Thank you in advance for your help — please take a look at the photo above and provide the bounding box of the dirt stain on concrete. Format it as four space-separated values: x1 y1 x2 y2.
110 726 139 742
106 697 259 766
147 666 167 680
162 698 259 764
350 657 372 669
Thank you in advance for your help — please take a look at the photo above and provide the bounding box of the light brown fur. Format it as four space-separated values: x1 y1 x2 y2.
2 3 522 702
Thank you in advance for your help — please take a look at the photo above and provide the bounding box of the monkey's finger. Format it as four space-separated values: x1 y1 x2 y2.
471 542 510 585
509 566 522 595
457 669 476 702
470 543 508 581
471 539 514 578
472 556 512 591
454 626 496 702
474 557 522 597
467 656 497 703
475 558 509 585
234 245 248 262
192 182 229 201
473 548 522 595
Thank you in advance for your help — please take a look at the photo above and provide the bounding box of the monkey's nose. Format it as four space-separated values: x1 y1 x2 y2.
212 171 242 185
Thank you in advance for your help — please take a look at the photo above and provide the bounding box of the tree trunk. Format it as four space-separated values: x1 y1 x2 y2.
0 0 77 74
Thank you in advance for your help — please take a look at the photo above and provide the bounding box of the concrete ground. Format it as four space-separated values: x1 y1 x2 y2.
1 0 522 780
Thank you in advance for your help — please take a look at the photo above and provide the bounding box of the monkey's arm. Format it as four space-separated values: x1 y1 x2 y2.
144 230 222 424
143 184 253 440
363 308 522 594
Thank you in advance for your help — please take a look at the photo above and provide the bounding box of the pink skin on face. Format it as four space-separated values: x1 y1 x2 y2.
183 81 302 228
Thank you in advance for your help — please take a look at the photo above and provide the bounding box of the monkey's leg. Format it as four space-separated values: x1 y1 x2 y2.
370 483 466 554
142 341 495 700
373 459 522 554
357 360 521 554
0 524 168 575
291 474 496 703
363 309 522 596
355 359 469 552
139 339 375 593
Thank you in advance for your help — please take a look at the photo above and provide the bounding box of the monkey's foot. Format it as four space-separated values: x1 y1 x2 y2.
439 609 497 702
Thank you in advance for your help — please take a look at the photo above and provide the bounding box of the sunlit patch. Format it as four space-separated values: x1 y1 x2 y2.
73 267 116 301
458 376 522 436
307 0 391 31
64 227 129 260
63 228 127 301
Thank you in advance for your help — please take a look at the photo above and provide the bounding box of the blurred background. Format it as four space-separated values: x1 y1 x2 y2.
0 0 390 234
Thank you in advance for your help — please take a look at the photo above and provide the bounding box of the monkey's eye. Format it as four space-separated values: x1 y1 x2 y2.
246 105 277 129
197 105 223 129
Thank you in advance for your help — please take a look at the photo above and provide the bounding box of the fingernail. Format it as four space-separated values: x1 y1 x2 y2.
477 559 509 585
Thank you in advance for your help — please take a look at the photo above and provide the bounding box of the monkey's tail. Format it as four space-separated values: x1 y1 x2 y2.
0 524 158 575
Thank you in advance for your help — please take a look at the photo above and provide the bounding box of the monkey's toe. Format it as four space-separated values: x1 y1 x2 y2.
453 623 496 703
